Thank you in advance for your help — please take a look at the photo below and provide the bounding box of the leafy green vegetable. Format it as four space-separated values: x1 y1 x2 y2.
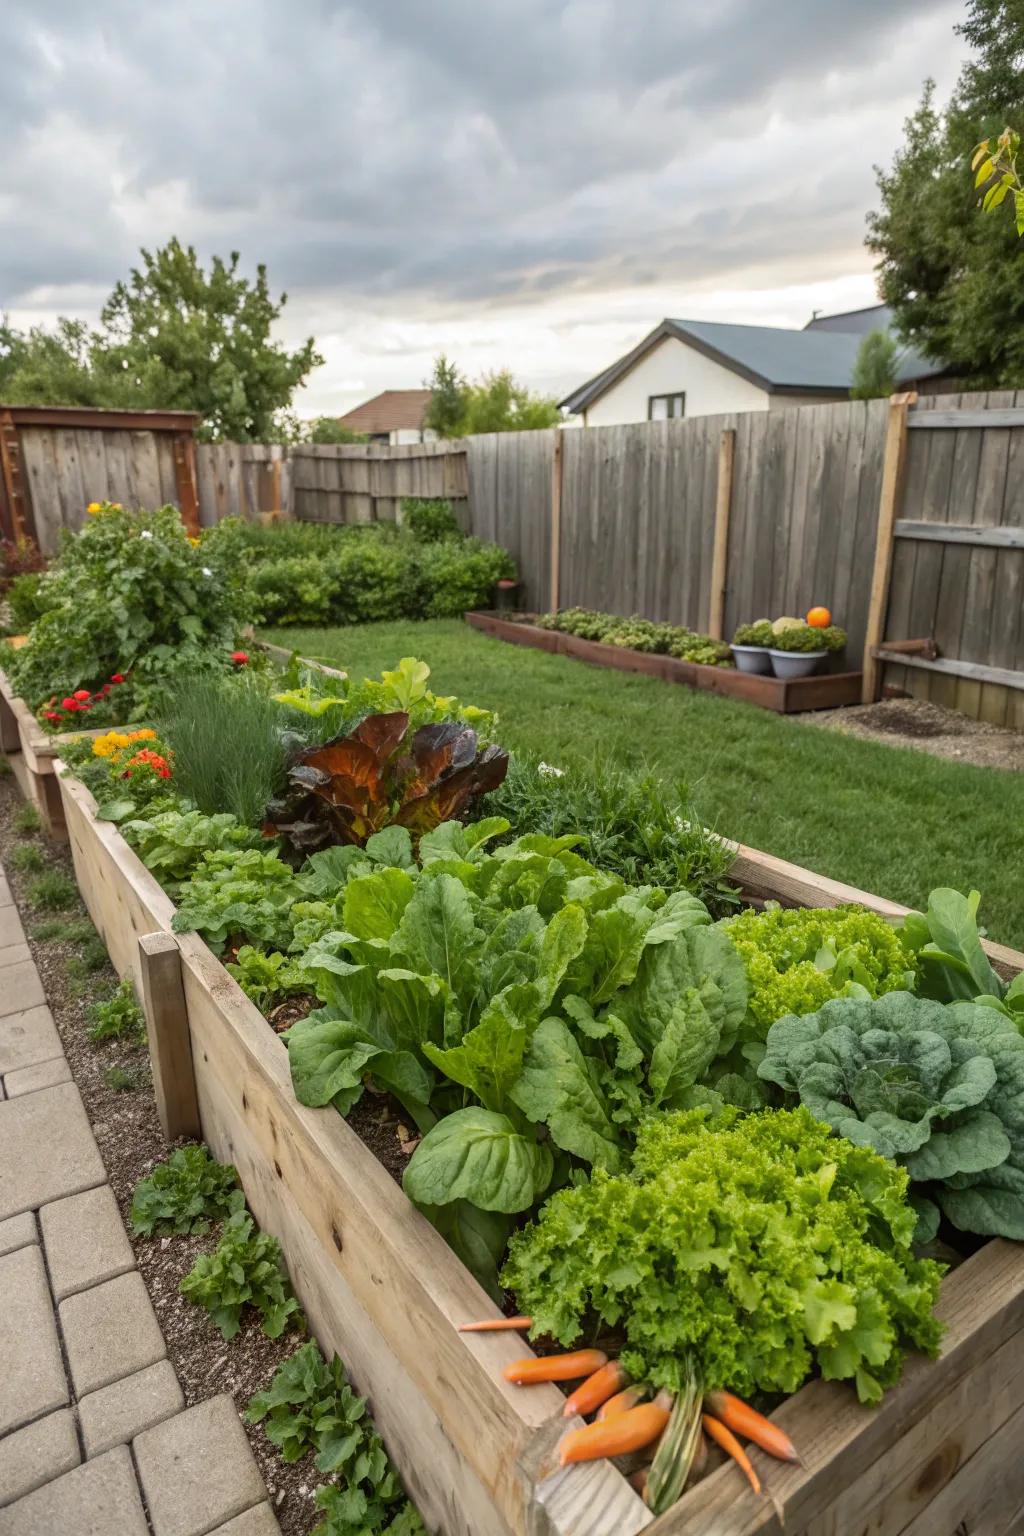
121 808 264 887
725 903 914 1036
171 849 305 953
902 888 1006 1004
88 978 147 1044
226 945 311 1006
403 1107 553 1213
180 1207 305 1340
758 991 1024 1240
502 1106 944 1405
130 1146 241 1237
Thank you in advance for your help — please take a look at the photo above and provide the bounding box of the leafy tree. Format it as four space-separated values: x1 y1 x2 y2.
304 416 368 444
1 240 322 440
424 354 467 437
850 330 899 399
972 127 1024 233
867 0 1024 385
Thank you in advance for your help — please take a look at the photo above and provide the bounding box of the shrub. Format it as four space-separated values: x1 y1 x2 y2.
401 496 462 542
14 804 41 835
9 844 45 873
131 1146 241 1236
7 573 49 632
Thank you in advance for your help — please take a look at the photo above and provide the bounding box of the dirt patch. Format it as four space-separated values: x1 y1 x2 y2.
0 773 323 1536
347 1089 419 1186
801 697 1024 772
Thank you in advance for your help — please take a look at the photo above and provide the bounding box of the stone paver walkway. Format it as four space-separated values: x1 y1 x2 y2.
0 867 281 1535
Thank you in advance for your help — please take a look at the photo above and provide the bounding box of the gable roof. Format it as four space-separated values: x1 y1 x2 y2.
560 316 947 415
804 303 894 334
337 389 432 433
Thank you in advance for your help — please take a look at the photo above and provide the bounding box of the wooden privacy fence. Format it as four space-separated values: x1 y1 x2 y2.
290 441 468 524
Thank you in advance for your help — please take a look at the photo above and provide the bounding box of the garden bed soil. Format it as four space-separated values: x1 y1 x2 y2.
803 696 1024 773
465 611 862 714
49 758 1024 1536
0 774 314 1536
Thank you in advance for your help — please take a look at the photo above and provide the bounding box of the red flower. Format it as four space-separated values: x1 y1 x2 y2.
73 689 91 701
123 748 171 780
61 697 79 711
110 673 126 684
44 711 61 722
230 650 250 665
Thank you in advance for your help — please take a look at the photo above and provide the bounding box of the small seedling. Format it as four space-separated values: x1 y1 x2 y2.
14 804 42 836
130 1145 240 1236
180 1207 304 1340
0 755 12 777
66 936 110 977
26 870 77 910
32 917 97 944
9 843 45 873
88 978 147 1045
104 1065 136 1092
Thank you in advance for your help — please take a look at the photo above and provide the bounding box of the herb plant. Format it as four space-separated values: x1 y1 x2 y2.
770 623 847 653
131 1146 241 1237
502 1105 944 1405
180 1207 304 1339
156 671 293 824
758 990 1024 1241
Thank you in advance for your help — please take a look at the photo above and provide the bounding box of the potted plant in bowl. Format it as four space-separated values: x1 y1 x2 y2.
730 620 775 674
769 619 847 679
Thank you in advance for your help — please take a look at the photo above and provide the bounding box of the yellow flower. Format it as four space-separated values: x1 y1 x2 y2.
188 536 201 547
92 731 131 757
86 502 102 515
110 502 123 511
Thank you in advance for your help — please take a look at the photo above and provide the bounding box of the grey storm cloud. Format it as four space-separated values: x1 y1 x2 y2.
0 0 961 317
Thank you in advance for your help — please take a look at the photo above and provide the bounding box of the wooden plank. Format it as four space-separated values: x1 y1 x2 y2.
0 406 199 431
707 429 735 637
898 1396 1024 1536
172 434 200 533
908 407 1024 429
872 650 1024 692
137 931 200 1140
894 520 1024 549
549 430 563 612
861 393 917 702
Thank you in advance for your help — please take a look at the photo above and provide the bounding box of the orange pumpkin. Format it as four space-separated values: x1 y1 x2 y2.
806 606 831 628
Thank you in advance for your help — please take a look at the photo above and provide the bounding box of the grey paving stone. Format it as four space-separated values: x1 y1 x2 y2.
79 1360 184 1458
0 1243 68 1435
211 1505 283 1536
0 1445 148 1536
60 1270 165 1396
134 1395 266 1536
0 1210 35 1257
0 962 45 1018
0 943 31 970
3 1054 70 1097
0 1003 61 1074
0 1408 79 1507
0 1080 106 1219
0 879 12 908
0 907 25 950
41 1184 134 1301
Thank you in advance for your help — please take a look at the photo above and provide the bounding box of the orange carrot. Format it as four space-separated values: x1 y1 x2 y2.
702 1414 762 1496
458 1316 533 1333
563 1360 628 1418
559 1394 673 1465
596 1385 645 1421
503 1349 607 1385
704 1390 798 1463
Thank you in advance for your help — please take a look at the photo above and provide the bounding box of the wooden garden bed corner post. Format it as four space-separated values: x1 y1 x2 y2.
549 429 564 613
707 427 735 640
862 392 917 703
137 930 201 1140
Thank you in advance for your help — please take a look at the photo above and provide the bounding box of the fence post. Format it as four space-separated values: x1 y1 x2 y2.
549 430 564 613
861 392 917 703
172 432 201 535
137 931 201 1140
707 428 735 639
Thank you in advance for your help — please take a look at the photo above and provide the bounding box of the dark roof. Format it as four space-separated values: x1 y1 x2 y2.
804 303 895 334
336 389 432 433
560 316 947 415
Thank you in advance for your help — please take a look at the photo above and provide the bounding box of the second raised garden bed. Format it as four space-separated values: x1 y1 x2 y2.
465 612 863 714
51 759 1024 1536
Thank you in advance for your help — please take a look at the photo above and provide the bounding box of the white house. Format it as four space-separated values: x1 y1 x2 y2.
560 306 952 426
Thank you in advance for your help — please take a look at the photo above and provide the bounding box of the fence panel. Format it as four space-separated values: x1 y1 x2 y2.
465 430 555 610
18 424 182 551
289 443 468 526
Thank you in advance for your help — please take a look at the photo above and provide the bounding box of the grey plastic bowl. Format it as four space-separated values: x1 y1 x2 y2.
730 644 772 675
769 648 827 680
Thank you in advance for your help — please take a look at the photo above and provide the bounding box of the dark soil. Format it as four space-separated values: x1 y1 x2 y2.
0 772 321 1536
347 1089 419 1186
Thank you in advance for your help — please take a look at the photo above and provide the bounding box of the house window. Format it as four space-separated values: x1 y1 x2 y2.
648 393 686 421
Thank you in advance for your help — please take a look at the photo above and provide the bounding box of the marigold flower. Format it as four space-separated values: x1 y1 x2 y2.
86 501 102 514
123 748 171 780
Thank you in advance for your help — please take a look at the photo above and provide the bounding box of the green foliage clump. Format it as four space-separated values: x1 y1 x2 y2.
131 1146 241 1237
536 607 731 666
474 754 736 914
7 572 49 632
121 807 266 887
902 886 1020 1015
759 991 1024 1241
180 1206 304 1339
424 352 562 436
731 620 775 647
4 503 251 711
171 849 304 952
502 1105 944 1405
104 1066 137 1092
26 870 78 911
312 1486 427 1536
14 804 42 835
155 672 293 825
726 903 914 1035
850 330 900 399
9 843 45 873
88 977 146 1044
226 946 311 1006
771 623 847 654
400 497 462 542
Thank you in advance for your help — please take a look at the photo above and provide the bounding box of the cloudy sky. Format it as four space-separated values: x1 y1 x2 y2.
1 1 967 417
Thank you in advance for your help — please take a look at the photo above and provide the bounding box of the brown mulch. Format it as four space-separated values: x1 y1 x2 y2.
801 696 1024 772
0 773 320 1536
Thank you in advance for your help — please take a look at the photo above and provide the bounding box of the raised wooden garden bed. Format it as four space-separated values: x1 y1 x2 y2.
465 612 864 714
46 760 1024 1534
0 666 110 838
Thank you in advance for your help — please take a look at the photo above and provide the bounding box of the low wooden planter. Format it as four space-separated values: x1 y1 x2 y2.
465 612 863 714
52 765 1024 1536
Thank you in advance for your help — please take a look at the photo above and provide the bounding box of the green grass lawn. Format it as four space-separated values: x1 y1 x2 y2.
264 619 1024 948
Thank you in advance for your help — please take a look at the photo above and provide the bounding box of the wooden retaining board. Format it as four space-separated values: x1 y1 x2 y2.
0 664 113 839
465 612 863 713
53 766 1024 1536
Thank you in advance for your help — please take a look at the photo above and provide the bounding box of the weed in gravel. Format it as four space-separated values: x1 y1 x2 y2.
9 843 45 873
131 1145 240 1237
104 1065 137 1092
0 756 12 776
26 870 78 910
181 1205 304 1340
66 937 110 976
88 978 146 1044
13 803 41 835
31 917 97 944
